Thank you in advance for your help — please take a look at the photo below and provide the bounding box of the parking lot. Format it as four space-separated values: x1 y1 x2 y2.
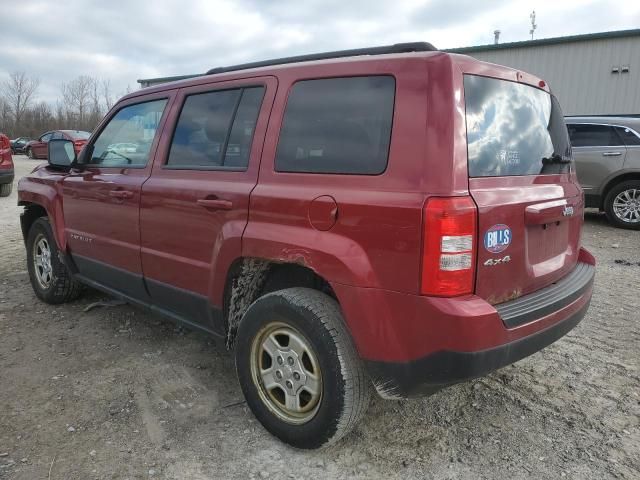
0 156 638 480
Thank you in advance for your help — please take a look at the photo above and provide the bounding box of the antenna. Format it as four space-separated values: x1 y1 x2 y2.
494 30 501 44
529 10 537 40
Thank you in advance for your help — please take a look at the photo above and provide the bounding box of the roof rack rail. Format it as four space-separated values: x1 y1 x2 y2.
206 41 436 75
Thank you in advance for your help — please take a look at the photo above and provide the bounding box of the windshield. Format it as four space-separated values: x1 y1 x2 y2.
67 131 91 140
464 75 571 177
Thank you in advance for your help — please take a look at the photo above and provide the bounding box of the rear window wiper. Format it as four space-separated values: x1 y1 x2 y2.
542 153 571 165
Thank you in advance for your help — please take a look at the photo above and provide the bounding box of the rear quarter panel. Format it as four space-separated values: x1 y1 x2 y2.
243 56 453 293
623 145 640 170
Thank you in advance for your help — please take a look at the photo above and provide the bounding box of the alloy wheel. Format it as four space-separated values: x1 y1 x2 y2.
250 322 323 425
613 188 640 224
33 235 53 289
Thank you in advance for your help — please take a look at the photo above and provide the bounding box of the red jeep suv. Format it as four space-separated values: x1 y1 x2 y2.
17 43 595 449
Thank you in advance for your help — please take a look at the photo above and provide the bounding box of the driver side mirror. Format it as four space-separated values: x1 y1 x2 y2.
48 139 76 168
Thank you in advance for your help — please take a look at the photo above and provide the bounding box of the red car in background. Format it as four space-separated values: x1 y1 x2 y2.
25 130 91 159
0 133 14 197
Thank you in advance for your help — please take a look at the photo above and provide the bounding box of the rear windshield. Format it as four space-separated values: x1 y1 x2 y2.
464 75 571 177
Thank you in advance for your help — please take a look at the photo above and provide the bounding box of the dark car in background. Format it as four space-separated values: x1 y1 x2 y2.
0 133 15 197
25 130 91 160
566 116 640 229
10 136 32 154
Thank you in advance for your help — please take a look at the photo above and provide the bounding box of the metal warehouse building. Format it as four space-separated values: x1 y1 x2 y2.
138 29 640 116
448 29 640 116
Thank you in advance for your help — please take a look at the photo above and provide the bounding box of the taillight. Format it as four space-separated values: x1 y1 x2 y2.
421 196 477 297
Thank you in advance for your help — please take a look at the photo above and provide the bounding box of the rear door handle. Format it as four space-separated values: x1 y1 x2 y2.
602 152 622 156
197 198 233 210
109 190 134 199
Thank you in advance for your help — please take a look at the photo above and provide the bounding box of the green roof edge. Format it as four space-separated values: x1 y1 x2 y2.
446 28 640 54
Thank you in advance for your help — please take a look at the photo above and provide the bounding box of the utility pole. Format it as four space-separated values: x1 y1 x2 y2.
529 10 537 40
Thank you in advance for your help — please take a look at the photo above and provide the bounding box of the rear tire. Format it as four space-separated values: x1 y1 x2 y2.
604 180 640 230
235 287 370 449
26 218 83 304
0 183 11 197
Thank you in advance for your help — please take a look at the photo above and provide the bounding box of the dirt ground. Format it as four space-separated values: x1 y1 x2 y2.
0 156 638 480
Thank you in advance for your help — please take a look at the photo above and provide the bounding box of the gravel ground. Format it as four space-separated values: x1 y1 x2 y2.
0 156 638 480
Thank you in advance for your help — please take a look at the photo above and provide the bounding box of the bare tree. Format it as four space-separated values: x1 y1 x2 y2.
0 97 11 134
88 77 104 127
2 72 119 136
102 79 114 111
2 71 40 130
60 75 94 128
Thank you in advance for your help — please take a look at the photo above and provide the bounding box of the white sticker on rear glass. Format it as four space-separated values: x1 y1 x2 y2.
496 149 520 166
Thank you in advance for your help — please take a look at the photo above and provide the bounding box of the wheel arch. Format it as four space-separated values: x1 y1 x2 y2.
599 170 640 209
222 257 338 349
18 199 66 251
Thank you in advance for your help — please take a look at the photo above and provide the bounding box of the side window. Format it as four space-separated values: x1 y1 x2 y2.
615 126 640 146
41 133 53 142
88 99 168 167
275 76 395 174
51 132 64 140
567 124 619 147
166 86 265 170
223 88 265 168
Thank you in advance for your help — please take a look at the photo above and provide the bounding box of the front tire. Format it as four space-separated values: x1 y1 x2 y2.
235 288 370 449
0 183 11 197
26 147 34 159
604 180 640 230
26 218 83 304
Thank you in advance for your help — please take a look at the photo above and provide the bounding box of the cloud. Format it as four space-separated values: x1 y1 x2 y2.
1 0 639 106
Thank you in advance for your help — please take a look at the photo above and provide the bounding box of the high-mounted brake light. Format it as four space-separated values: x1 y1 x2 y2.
421 196 477 296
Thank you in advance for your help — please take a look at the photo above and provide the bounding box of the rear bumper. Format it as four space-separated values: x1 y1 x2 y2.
0 168 14 184
366 299 590 398
332 248 595 399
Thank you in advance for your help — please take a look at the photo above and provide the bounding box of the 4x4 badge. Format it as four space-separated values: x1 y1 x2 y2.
562 205 574 217
484 255 511 267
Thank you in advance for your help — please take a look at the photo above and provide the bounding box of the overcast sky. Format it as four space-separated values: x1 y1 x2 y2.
2 0 639 105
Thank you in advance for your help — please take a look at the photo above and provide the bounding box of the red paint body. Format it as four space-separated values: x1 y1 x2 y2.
0 134 13 170
18 51 594 367
25 130 90 159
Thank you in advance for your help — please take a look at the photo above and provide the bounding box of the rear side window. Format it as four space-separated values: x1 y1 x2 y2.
614 126 640 146
567 124 620 147
224 87 266 167
167 86 265 169
464 75 571 177
275 76 395 174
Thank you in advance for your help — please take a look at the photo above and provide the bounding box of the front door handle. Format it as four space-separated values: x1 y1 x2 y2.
602 152 622 156
197 198 233 210
109 190 134 199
